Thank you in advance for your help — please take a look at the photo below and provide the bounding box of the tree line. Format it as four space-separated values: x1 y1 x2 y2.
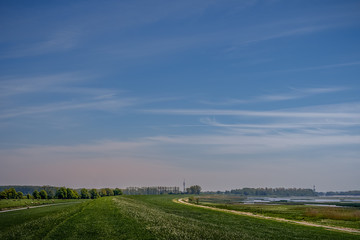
0 185 58 195
0 187 123 200
324 190 360 196
229 187 316 196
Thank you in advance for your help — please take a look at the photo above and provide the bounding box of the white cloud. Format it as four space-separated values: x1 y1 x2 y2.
200 87 348 105
143 108 360 119
0 98 136 119
0 72 92 97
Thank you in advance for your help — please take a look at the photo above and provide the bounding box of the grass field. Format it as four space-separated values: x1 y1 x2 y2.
197 195 360 230
0 199 84 211
1 195 359 239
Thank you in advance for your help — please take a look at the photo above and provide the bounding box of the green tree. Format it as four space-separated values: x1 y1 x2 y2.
26 194 31 199
114 188 123 196
187 185 202 194
47 190 55 199
66 188 79 199
16 191 24 199
80 188 90 199
105 188 114 196
32 190 40 199
99 189 107 197
7 188 17 199
39 190 48 199
90 189 100 199
0 190 7 199
55 187 67 199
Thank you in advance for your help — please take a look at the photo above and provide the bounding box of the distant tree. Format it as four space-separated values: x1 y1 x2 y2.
99 189 107 197
39 190 48 199
73 191 79 199
26 194 31 199
90 189 100 199
67 188 74 199
42 185 55 196
66 188 79 199
55 187 67 199
7 188 17 199
326 191 360 196
80 188 90 199
187 185 202 195
32 190 40 199
0 190 7 199
16 191 24 199
47 190 55 199
114 188 123 196
104 188 114 196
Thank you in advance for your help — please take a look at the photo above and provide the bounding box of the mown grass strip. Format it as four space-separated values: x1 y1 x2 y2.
0 202 81 213
0 199 83 211
0 202 85 240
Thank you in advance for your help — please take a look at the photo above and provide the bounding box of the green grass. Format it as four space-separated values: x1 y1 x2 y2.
0 199 84 211
0 201 84 239
197 197 360 230
1 195 359 239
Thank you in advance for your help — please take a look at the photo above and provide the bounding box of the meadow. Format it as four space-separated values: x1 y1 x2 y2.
0 199 84 211
198 195 360 230
0 195 359 239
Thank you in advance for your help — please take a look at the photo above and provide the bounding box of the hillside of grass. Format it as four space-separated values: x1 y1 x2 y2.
1 195 359 239
0 199 84 211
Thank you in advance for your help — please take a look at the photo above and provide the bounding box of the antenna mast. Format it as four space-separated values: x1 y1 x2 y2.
183 179 186 193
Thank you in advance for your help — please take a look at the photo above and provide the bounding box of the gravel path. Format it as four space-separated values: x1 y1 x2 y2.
174 198 360 235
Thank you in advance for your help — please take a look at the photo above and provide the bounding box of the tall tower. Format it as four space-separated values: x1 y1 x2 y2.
183 179 186 193
313 185 316 192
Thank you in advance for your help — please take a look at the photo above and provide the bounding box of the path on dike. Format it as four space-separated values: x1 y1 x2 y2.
0 202 81 213
174 198 360 235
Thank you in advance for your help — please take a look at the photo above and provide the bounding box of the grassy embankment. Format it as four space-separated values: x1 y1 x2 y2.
0 199 84 211
1 195 359 239
198 195 360 230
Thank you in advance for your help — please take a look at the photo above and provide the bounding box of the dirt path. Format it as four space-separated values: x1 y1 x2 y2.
174 198 360 235
0 202 81 213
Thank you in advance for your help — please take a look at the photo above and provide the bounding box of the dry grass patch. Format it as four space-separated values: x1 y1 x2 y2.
305 207 360 221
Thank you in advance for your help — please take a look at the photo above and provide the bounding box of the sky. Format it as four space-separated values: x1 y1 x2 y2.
0 0 359 192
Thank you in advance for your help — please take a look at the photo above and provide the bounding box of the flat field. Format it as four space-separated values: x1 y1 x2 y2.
198 195 360 230
1 195 359 239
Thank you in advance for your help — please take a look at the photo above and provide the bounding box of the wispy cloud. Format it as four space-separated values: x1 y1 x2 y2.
200 87 348 106
0 72 95 97
105 23 339 61
0 72 138 119
200 117 360 130
143 108 360 119
242 25 334 45
148 133 360 154
0 98 136 119
0 29 82 59
11 139 152 155
275 61 360 73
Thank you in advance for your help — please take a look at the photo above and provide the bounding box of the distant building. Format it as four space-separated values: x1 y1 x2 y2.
124 186 180 195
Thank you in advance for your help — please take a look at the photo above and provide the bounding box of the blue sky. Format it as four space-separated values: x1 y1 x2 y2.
0 0 359 191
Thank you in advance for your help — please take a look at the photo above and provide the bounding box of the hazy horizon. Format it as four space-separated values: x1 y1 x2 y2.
1 1 359 193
